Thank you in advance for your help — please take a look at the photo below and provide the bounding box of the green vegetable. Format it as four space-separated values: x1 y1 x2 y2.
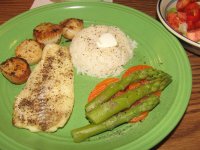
167 7 177 14
85 68 167 112
86 75 171 124
178 23 187 35
71 94 160 143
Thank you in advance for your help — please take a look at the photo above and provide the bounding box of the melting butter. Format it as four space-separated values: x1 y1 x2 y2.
97 33 117 48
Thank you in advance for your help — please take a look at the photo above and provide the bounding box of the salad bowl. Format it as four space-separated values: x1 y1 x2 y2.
157 0 200 55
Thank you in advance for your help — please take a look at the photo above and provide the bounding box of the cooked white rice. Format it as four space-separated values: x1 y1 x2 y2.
69 25 137 78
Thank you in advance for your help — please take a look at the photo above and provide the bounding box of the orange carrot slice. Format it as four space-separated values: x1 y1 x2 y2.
122 65 152 78
127 79 160 123
88 78 119 102
127 80 149 91
95 78 119 89
88 65 161 123
129 111 149 123
128 82 141 90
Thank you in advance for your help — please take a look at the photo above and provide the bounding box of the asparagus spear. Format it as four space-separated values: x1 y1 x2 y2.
85 68 167 112
86 75 171 124
72 94 160 143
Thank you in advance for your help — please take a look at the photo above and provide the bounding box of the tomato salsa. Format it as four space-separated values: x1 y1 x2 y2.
166 0 200 42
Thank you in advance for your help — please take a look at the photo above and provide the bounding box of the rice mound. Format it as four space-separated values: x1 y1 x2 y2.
70 25 137 78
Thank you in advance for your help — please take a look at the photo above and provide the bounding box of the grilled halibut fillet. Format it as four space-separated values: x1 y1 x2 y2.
12 44 74 132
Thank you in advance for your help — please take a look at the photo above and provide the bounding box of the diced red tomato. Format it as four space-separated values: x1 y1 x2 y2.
176 0 196 11
194 20 200 28
167 0 200 42
185 2 200 22
178 11 187 21
166 12 187 32
187 20 195 30
186 28 200 41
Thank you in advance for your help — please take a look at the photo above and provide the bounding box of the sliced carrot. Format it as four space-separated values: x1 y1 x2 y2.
128 80 149 91
95 78 119 89
88 78 119 102
128 82 141 90
122 65 152 78
127 80 161 123
129 111 149 123
88 65 160 123
154 91 161 96
122 66 160 124
88 86 106 102
113 91 126 98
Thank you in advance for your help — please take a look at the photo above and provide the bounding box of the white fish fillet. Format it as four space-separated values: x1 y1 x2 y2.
12 44 74 132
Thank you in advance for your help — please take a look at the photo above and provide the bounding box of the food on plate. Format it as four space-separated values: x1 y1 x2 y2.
85 67 166 112
12 44 74 132
60 18 84 40
87 65 153 103
129 111 149 123
87 65 161 123
87 77 120 102
86 73 171 124
87 77 148 123
70 25 137 78
15 39 43 65
122 65 152 78
166 0 200 42
72 94 160 143
33 23 62 45
71 65 172 142
0 57 31 84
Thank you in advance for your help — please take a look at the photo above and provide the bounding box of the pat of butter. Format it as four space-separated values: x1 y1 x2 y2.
97 33 117 48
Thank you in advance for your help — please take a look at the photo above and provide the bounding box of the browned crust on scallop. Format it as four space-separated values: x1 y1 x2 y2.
60 18 83 40
33 23 62 44
15 39 44 65
0 57 31 84
23 39 44 49
60 18 83 29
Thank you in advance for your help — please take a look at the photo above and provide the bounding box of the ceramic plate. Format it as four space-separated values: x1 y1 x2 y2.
0 2 192 150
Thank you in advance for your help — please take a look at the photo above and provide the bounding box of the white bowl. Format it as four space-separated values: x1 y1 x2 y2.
157 0 200 55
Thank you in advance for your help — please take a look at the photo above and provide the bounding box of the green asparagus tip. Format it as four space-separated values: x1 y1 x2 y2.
159 75 172 91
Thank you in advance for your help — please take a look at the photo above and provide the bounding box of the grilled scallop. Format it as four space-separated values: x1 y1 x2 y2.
60 18 83 40
0 57 31 84
15 39 43 65
33 23 62 45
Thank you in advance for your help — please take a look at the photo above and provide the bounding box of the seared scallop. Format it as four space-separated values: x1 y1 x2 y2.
15 39 43 65
33 23 62 45
60 18 83 40
0 57 31 84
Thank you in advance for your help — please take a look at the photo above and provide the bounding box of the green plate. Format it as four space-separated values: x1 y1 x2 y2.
0 2 192 150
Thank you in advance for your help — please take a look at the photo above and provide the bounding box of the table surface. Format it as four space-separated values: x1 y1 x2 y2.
0 0 199 150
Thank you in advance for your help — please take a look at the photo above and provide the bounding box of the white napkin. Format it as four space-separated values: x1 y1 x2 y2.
31 0 112 9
